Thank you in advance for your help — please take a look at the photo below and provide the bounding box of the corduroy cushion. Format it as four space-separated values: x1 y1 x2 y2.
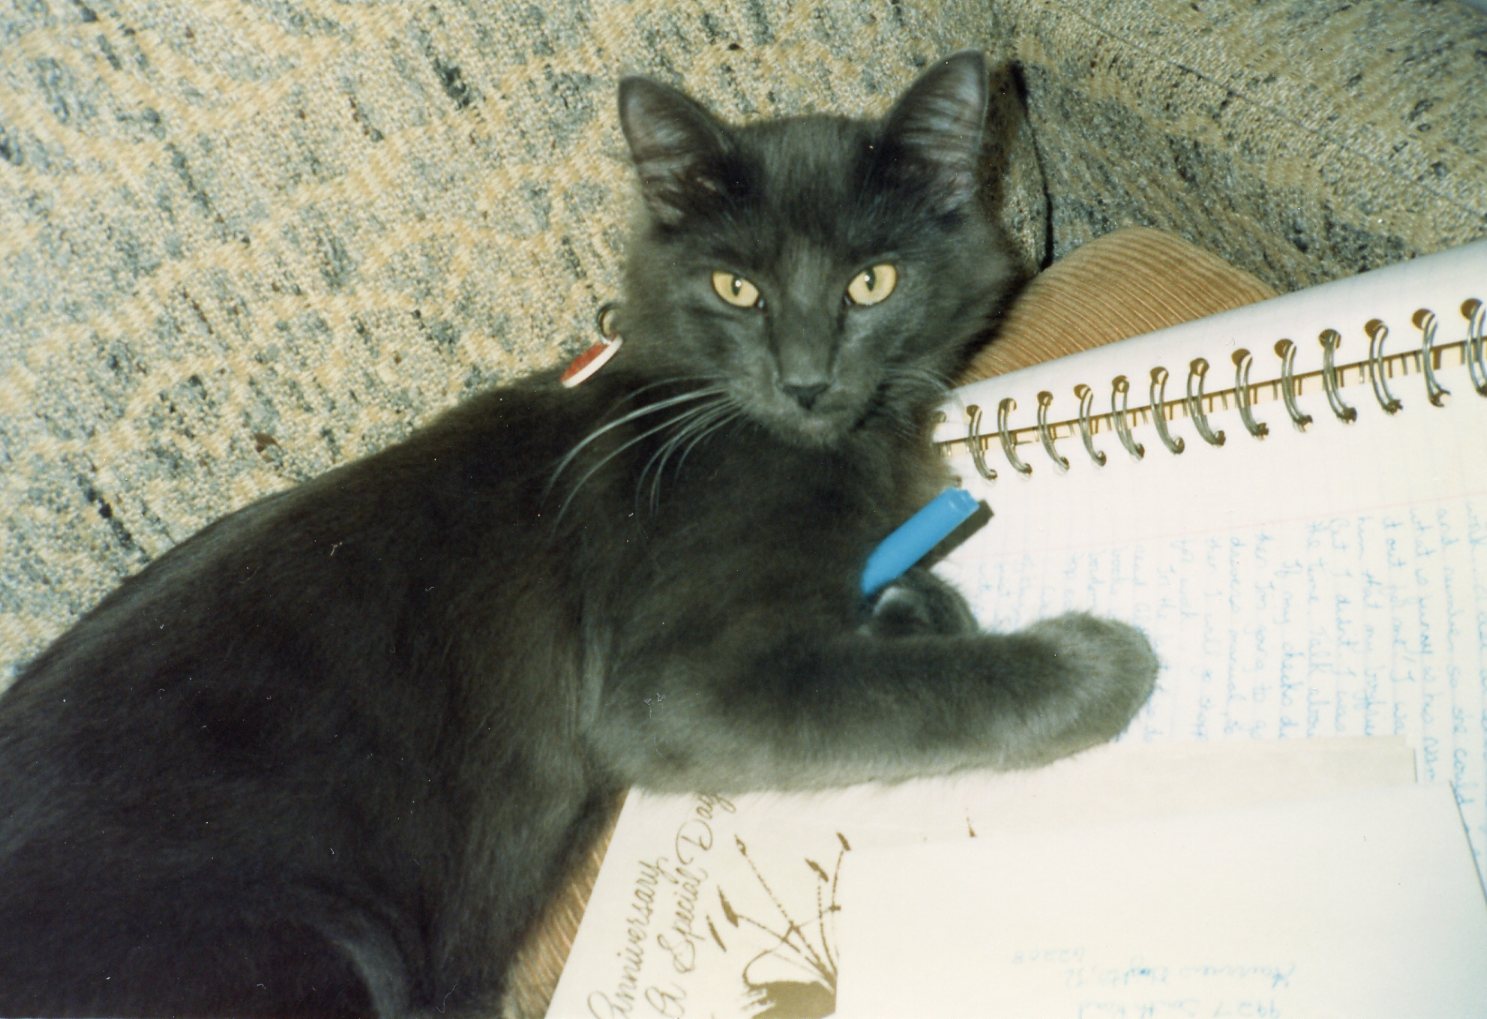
968 225 1278 380
503 225 1279 1018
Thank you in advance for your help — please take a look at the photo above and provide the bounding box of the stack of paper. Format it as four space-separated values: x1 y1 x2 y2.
545 740 1487 1018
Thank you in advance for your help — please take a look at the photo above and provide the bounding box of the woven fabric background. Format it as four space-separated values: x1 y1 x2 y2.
2 0 1485 684
1001 1 1487 280
0 0 1033 678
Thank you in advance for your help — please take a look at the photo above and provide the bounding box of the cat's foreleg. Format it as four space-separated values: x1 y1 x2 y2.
595 611 1158 792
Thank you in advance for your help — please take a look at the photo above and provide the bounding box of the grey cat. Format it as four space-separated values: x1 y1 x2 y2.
0 52 1157 1018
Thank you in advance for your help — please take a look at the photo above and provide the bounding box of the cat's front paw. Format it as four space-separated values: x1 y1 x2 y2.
1023 612 1159 753
862 569 977 638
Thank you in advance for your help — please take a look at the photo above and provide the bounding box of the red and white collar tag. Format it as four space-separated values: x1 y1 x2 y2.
560 302 623 388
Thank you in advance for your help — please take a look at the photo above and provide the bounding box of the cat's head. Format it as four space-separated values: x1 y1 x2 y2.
615 52 1012 448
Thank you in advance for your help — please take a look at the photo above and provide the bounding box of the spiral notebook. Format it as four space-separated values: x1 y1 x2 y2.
546 242 1487 1018
931 238 1487 883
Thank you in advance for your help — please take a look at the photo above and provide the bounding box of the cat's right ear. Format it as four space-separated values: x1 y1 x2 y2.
882 51 990 214
618 77 732 226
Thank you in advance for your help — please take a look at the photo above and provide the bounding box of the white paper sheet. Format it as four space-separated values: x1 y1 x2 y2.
546 740 1415 1019
836 785 1487 1019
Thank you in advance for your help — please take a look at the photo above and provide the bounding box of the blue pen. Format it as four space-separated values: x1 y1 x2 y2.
860 487 983 598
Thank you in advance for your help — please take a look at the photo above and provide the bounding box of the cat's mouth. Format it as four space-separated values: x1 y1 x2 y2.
751 386 866 447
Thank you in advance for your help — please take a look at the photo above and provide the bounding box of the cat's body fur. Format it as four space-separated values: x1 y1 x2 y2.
0 54 1157 1017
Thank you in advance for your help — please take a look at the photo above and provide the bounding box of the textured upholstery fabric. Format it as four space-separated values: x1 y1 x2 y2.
0 1 1032 675
3 2 1485 677
995 2 1487 283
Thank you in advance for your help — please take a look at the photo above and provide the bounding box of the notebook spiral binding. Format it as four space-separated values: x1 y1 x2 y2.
952 297 1487 480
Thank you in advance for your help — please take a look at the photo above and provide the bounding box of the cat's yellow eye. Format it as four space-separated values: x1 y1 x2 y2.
711 271 762 309
845 263 898 307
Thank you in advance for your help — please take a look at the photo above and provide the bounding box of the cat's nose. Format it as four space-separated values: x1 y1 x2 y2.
782 382 829 410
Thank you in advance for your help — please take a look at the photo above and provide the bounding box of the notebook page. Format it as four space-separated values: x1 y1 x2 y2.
939 348 1487 886
835 785 1487 1019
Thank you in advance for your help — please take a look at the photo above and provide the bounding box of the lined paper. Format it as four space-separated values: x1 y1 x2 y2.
938 352 1487 886
927 241 1487 885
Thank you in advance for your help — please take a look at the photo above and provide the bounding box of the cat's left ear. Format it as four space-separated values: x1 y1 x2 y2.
882 51 989 213
618 77 733 226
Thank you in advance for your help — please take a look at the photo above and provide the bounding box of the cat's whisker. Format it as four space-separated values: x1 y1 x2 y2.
556 399 723 523
661 401 741 507
614 375 716 407
641 397 736 513
639 402 707 511
547 387 724 498
638 399 716 481
674 404 744 475
651 408 745 512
